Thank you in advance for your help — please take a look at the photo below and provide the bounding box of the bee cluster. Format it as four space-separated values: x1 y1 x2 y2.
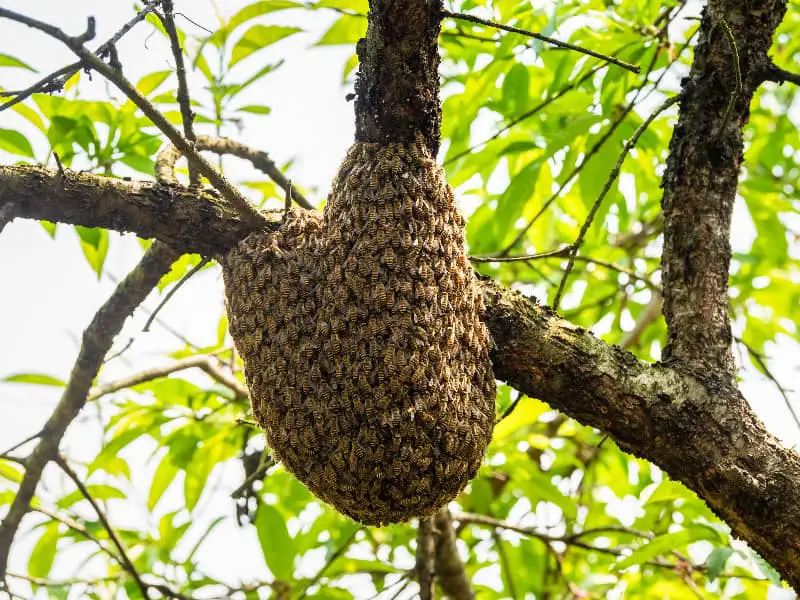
221 138 495 524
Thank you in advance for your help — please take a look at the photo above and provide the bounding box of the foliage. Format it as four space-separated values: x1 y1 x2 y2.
1 0 799 598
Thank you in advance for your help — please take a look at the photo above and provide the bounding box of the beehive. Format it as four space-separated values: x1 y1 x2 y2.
221 138 495 524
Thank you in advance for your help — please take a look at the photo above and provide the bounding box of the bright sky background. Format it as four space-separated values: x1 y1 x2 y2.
0 1 798 598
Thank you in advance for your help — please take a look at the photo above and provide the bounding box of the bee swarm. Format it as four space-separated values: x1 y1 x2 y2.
221 138 495 525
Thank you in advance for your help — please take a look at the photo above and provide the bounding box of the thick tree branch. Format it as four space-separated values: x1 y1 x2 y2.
0 165 259 257
483 281 800 588
659 0 787 374
0 242 179 584
355 0 442 153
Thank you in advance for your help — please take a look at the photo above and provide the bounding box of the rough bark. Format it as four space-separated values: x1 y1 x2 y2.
434 509 474 599
0 165 258 257
354 0 442 154
660 0 787 375
2 172 800 587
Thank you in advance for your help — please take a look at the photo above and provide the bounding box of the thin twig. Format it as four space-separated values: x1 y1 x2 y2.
156 135 314 209
471 245 573 263
88 355 247 401
142 257 210 332
159 0 199 186
296 528 360 599
0 431 42 460
54 456 150 599
736 336 800 434
443 64 604 166
498 17 693 258
0 0 160 111
552 94 679 310
441 10 640 73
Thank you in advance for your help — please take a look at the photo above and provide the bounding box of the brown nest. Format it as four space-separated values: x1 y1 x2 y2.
221 139 495 525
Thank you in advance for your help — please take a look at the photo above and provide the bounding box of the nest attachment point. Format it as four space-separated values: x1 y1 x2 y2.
221 139 495 525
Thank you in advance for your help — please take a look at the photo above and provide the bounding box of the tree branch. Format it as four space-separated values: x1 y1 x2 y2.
0 242 179 583
55 456 149 599
659 0 787 375
155 135 314 209
416 517 435 600
433 509 474 600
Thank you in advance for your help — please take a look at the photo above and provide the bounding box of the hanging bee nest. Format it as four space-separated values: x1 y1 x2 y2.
220 138 495 524
219 0 495 525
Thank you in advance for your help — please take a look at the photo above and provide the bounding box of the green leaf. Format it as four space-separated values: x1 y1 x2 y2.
148 453 179 511
74 226 109 277
230 25 302 67
0 459 24 483
316 14 366 45
0 52 37 71
28 522 59 578
236 104 272 115
615 526 723 570
256 504 296 580
227 1 303 32
751 551 782 585
0 128 35 158
136 70 172 96
56 484 126 509
3 373 65 386
706 546 734 581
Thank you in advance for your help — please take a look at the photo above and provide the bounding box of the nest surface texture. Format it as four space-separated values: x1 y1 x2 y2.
221 140 496 525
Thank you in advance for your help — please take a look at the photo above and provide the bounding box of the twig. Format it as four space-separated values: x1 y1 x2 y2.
552 94 679 310
296 528 360 599
155 135 314 209
54 456 150 599
443 65 604 166
760 63 800 86
0 1 160 111
31 506 122 563
498 20 692 257
6 571 123 588
620 290 663 350
471 245 573 263
0 242 178 582
159 0 199 186
0 431 42 460
441 10 640 74
0 8 267 227
736 337 800 434
142 257 210 332
417 517 436 600
88 355 247 401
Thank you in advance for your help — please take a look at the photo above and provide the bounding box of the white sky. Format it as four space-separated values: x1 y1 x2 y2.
0 1 798 599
